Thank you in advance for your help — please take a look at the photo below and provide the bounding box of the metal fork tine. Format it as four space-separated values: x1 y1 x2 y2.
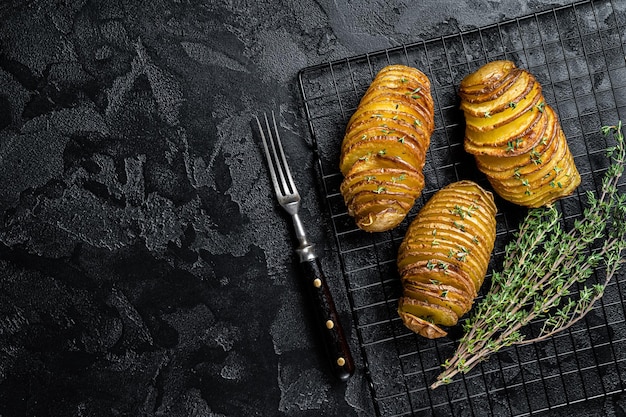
264 113 289 196
255 115 281 197
264 112 291 197
269 111 297 196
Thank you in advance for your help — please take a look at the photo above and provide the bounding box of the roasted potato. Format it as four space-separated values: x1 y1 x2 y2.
339 65 434 232
397 180 497 338
459 60 580 207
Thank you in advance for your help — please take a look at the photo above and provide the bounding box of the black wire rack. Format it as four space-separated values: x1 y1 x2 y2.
297 0 626 416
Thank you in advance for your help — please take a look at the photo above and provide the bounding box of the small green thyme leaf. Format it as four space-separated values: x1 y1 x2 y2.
536 102 545 113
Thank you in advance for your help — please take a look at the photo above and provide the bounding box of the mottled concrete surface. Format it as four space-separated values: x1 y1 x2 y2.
1 0 625 416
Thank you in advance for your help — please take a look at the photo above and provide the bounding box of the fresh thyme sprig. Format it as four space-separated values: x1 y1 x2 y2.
432 122 626 389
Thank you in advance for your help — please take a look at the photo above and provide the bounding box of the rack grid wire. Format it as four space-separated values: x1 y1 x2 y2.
298 0 626 416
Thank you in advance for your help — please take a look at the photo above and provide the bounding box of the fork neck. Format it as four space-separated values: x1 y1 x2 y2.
291 213 316 262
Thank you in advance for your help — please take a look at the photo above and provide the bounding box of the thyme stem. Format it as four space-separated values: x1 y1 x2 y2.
432 122 626 389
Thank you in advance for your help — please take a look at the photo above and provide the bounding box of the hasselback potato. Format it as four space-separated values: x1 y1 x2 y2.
340 64 434 232
397 180 497 338
459 60 580 207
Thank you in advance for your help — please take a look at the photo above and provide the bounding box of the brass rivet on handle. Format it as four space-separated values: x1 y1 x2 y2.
313 278 322 288
337 357 346 367
325 320 334 329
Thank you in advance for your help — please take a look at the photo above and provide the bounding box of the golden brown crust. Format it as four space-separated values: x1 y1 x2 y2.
459 60 581 207
459 60 517 95
398 310 448 338
339 64 434 232
397 180 497 339
460 67 523 103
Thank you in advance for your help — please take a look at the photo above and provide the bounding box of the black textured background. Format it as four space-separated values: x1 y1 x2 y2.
1 1 624 416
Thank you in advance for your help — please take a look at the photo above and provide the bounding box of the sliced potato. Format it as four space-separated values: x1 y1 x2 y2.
339 136 425 176
347 110 431 139
356 92 434 132
398 310 448 338
403 280 473 317
398 297 458 327
464 79 542 131
397 180 497 338
399 229 492 274
340 157 426 232
343 154 419 177
474 107 557 175
460 69 530 115
397 248 486 292
351 199 410 232
460 60 581 207
459 60 517 97
341 166 425 197
401 262 477 300
341 125 428 164
464 103 544 154
340 65 434 232
488 138 581 207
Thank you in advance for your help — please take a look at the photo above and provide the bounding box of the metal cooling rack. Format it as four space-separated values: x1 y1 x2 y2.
298 0 626 416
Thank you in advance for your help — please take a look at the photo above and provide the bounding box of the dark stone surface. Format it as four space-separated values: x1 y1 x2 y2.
1 0 625 416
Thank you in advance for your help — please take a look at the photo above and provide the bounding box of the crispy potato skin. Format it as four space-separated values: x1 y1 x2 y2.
339 65 434 232
397 180 497 338
459 60 581 207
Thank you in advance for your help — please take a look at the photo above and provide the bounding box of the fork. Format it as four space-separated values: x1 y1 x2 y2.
255 111 354 382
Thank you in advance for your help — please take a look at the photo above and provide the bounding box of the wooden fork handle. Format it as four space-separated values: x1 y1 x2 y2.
299 256 355 381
